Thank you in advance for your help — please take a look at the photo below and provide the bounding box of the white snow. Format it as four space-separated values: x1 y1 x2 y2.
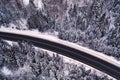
33 0 43 10
23 0 43 9
1 18 28 30
23 0 29 6
0 28 120 67
0 28 119 79
109 12 116 31
34 47 116 80
1 67 13 76
0 64 31 77
14 64 31 76
8 23 17 29
3 40 13 46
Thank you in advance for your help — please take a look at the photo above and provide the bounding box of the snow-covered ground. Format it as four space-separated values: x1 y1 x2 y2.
0 0 120 79
0 27 120 67
0 39 116 80
0 27 119 79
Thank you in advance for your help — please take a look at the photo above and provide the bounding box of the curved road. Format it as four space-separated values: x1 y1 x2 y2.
0 30 120 79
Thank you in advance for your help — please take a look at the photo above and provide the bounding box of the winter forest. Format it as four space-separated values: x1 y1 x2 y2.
0 0 120 80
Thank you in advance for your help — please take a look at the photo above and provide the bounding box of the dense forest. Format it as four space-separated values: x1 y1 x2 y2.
0 0 120 59
0 0 119 79
0 40 113 80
